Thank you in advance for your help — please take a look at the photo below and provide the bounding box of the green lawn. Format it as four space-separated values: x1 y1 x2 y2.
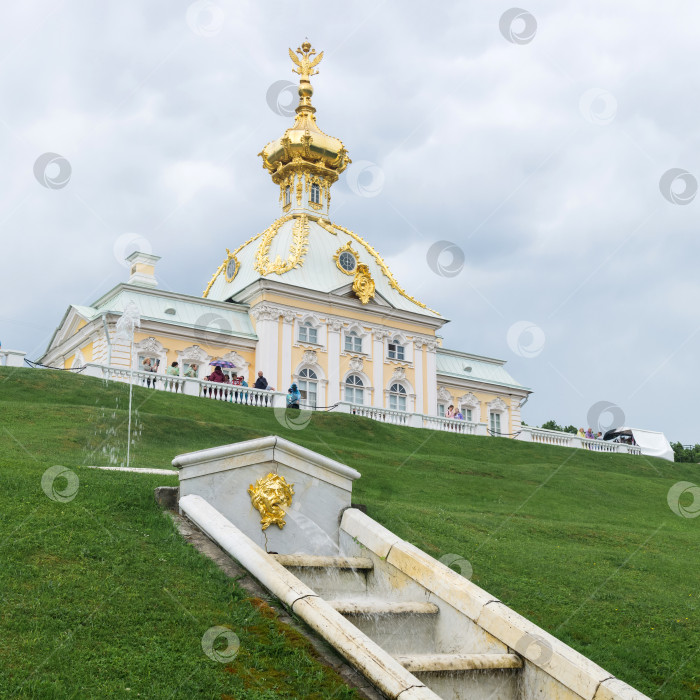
0 367 698 699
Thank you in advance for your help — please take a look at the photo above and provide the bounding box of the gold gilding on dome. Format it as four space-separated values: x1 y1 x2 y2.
224 250 240 283
258 42 351 191
202 222 282 298
255 214 309 276
352 263 375 304
322 221 441 316
248 473 294 530
334 241 360 275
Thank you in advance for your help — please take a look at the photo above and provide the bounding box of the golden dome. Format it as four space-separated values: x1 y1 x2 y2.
259 42 351 213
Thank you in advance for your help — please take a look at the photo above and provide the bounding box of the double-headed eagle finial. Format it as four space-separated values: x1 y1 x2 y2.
289 40 323 80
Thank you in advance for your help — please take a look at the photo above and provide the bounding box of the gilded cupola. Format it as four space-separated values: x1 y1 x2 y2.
258 41 351 216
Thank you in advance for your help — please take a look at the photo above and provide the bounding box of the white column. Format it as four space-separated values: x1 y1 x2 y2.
327 318 342 403
251 304 280 390
413 339 424 415
372 329 386 408
425 341 438 416
281 310 295 390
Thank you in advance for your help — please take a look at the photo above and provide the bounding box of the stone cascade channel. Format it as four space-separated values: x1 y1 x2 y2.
271 553 523 699
174 435 651 700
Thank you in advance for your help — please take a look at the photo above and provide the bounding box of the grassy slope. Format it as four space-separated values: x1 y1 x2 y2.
0 368 698 699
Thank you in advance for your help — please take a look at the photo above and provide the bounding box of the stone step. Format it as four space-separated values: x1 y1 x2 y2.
271 554 373 570
328 600 439 616
273 556 371 596
327 598 439 655
394 653 522 672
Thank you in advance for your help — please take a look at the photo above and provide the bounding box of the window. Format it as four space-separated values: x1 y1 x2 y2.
490 412 502 436
438 404 446 417
465 408 473 422
298 368 318 409
338 251 356 273
345 374 364 404
388 339 405 361
389 383 407 411
284 185 291 205
344 331 362 353
311 182 320 204
298 322 317 344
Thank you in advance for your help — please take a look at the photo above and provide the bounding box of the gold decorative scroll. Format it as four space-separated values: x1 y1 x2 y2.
352 263 375 304
248 473 295 530
255 214 309 276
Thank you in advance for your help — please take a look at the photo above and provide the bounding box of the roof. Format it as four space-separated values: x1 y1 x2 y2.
436 348 530 391
203 215 441 318
85 285 256 339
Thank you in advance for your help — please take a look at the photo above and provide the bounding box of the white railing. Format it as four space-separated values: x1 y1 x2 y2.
79 363 644 456
86 364 286 408
422 414 483 435
519 426 642 455
0 349 26 367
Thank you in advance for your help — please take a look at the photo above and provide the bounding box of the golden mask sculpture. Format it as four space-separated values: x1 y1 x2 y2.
248 473 295 530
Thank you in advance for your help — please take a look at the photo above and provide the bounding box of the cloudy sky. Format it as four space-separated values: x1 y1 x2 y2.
2 1 699 444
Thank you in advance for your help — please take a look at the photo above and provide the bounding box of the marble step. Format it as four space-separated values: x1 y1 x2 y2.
271 555 373 596
327 600 439 616
394 653 523 672
327 598 439 655
271 554 373 570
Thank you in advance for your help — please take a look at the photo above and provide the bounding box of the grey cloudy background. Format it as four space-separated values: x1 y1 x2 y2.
1 1 698 444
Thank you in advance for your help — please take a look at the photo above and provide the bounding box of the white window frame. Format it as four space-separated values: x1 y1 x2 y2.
387 338 405 361
311 182 321 204
345 373 364 404
388 382 407 411
298 368 318 409
298 322 318 345
344 330 363 353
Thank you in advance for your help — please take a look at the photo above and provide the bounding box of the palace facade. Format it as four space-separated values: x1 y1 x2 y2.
41 41 531 435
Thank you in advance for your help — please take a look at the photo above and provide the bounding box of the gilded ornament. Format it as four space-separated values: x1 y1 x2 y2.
248 473 295 530
224 253 240 283
352 263 375 304
331 222 440 315
333 241 360 275
255 214 309 276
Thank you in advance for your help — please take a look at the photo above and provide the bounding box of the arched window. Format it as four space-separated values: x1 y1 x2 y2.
344 330 362 353
311 182 320 204
389 383 407 411
298 368 318 409
298 321 317 344
284 185 291 205
345 374 364 404
388 338 405 361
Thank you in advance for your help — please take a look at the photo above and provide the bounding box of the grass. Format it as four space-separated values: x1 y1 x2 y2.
0 367 698 699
